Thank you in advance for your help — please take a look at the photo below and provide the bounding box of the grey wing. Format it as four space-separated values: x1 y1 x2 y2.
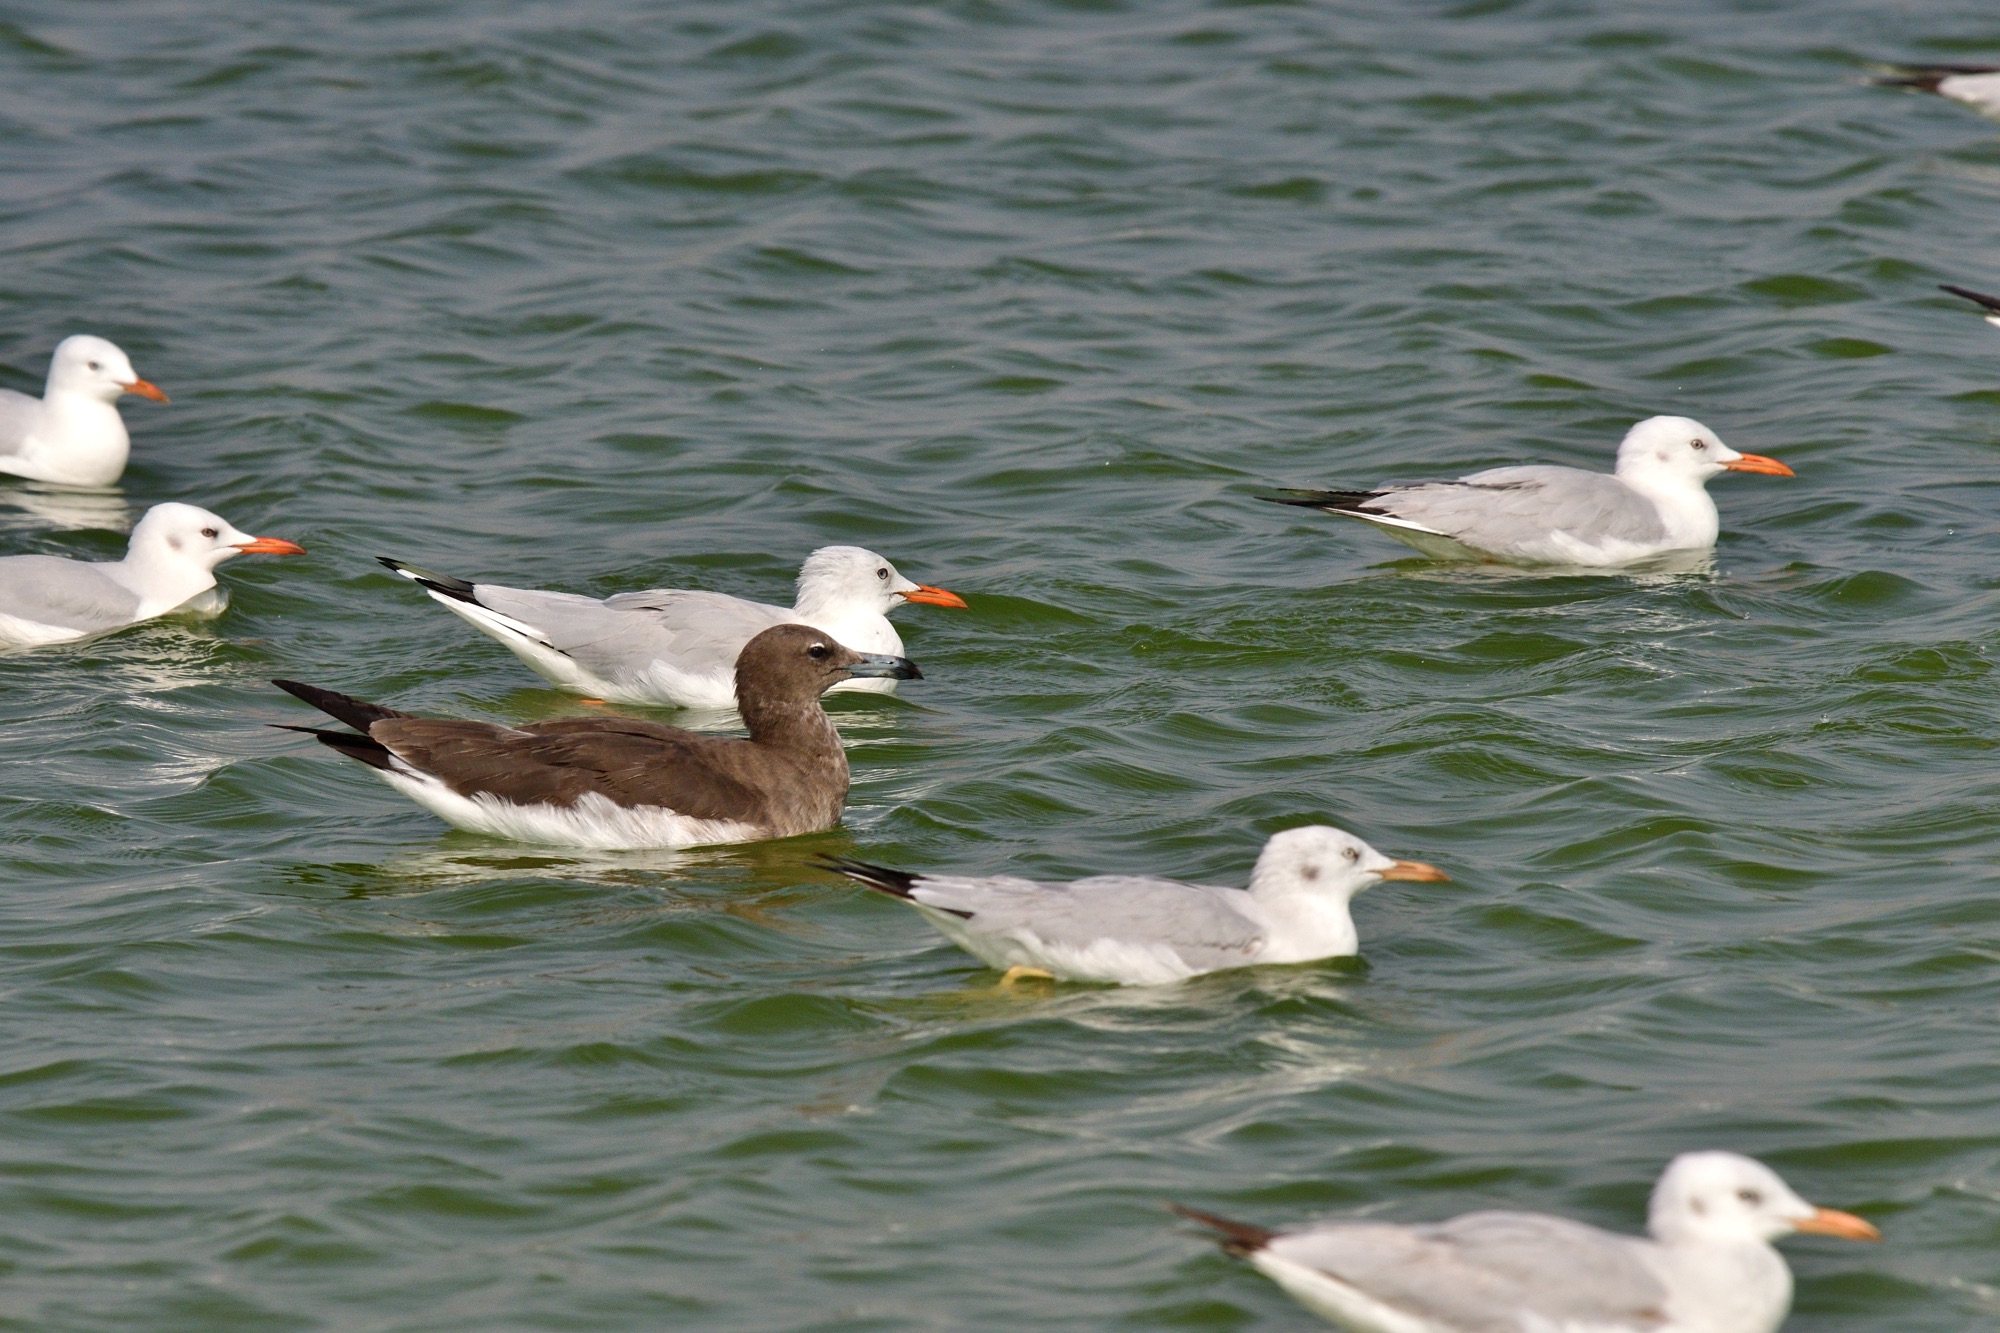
1270 1212 1670 1332
909 875 1266 968
470 586 785 682
0 556 142 632
1376 467 1668 547
0 388 42 456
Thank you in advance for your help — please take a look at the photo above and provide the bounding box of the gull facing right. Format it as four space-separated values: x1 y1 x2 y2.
379 545 965 709
0 502 304 646
0 335 169 487
822 825 1446 986
1175 1150 1879 1333
1265 415 1792 567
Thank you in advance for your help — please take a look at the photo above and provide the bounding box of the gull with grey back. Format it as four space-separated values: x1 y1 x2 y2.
273 623 921 850
0 501 304 646
377 545 965 709
1175 1151 1879 1333
822 825 1447 986
0 335 169 487
1264 416 1792 568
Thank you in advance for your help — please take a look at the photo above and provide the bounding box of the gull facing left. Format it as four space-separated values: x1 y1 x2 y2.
0 335 169 487
0 502 304 646
822 825 1447 986
1174 1151 1879 1333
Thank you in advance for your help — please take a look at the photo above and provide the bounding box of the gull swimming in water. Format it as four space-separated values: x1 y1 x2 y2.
1264 416 1792 567
0 335 169 487
1174 1150 1879 1333
0 501 304 646
378 545 965 709
273 623 922 850
821 825 1447 986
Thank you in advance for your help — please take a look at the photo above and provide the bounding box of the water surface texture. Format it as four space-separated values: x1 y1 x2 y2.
2 0 1999 1328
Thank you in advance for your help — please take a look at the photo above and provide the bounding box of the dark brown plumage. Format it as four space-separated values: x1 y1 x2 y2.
274 623 922 847
1169 1203 1276 1257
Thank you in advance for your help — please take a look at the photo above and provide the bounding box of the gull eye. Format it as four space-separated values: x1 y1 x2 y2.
807 643 830 660
200 526 218 538
1343 846 1360 862
88 361 102 371
876 567 888 580
1690 439 1706 451
1736 1188 1763 1206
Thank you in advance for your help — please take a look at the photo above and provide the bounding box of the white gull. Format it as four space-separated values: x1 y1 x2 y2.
822 825 1447 986
0 335 169 487
1265 416 1792 568
1175 1150 1879 1333
378 545 965 709
0 501 304 646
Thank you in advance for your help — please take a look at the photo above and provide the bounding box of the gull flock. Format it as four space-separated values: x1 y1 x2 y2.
11 59 1998 1333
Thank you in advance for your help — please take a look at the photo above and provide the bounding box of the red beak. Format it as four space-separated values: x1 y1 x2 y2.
902 584 968 609
120 378 170 404
234 536 306 555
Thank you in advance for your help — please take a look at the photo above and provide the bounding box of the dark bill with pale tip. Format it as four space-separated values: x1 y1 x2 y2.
120 378 170 403
901 583 968 609
845 652 922 681
1379 858 1449 882
1793 1206 1880 1242
234 536 307 555
1722 453 1793 477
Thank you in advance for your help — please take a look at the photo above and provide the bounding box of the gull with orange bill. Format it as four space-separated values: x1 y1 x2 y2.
0 335 170 487
0 502 304 646
1264 416 1793 568
378 545 965 710
1174 1150 1879 1333
821 824 1447 986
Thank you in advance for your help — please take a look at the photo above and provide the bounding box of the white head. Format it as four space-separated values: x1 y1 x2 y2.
1246 825 1447 902
793 545 966 617
1647 1152 1879 1248
44 335 169 405
1612 416 1792 492
123 502 305 573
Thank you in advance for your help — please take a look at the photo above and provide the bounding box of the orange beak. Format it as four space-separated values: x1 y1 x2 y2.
1378 859 1450 883
1793 1207 1880 1241
902 584 968 609
120 378 169 404
1722 452 1793 477
234 536 306 555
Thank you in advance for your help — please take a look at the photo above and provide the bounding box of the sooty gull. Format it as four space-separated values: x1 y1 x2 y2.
0 336 169 487
1875 63 2000 117
378 545 965 709
1174 1151 1879 1333
0 502 303 646
273 623 923 850
821 825 1447 986
1264 416 1792 567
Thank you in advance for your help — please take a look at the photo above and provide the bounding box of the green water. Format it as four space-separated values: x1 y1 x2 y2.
2 1 1998 1327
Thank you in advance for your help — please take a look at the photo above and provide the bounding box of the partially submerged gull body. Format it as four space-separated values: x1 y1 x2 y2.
1175 1151 1878 1333
1265 416 1792 568
823 825 1447 986
274 623 921 850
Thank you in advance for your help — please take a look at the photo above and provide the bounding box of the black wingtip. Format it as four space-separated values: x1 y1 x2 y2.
1168 1203 1276 1257
1941 283 2000 314
377 556 478 603
1259 488 1384 513
815 855 921 898
271 679 409 730
1875 63 2000 92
